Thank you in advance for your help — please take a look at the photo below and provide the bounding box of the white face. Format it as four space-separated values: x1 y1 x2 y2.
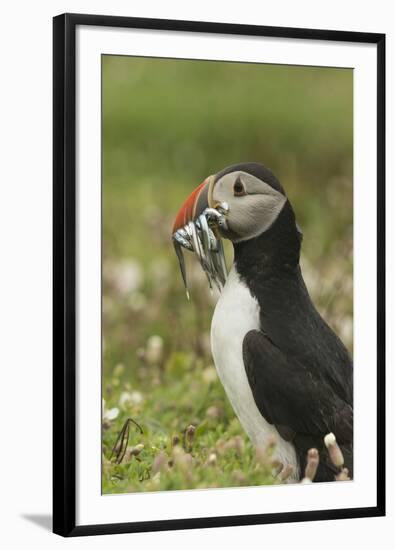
211 170 287 242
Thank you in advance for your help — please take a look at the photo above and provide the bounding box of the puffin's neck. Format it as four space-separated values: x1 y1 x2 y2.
233 200 302 284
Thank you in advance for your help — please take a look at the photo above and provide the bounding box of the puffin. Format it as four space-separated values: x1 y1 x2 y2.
172 162 353 482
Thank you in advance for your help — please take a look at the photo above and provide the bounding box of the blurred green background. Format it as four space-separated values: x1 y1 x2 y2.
102 56 353 493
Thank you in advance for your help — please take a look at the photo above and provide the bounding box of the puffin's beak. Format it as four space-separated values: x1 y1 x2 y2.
172 176 213 233
172 175 228 298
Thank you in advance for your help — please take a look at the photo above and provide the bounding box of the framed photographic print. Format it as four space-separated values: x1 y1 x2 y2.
53 13 386 537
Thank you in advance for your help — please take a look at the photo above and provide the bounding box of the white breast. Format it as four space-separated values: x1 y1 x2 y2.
211 265 299 479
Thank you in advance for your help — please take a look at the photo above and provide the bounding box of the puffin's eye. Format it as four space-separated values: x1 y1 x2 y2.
233 178 246 196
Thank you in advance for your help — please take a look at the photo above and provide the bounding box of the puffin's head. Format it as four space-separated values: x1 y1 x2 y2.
173 163 287 243
172 163 292 295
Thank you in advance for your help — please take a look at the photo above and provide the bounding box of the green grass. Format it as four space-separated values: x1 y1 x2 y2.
101 56 353 494
102 358 277 493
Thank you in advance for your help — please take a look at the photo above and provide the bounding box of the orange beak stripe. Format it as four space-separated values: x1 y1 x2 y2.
172 178 210 233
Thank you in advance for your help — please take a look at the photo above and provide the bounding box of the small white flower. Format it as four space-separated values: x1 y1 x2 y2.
102 399 120 422
106 408 119 420
130 391 144 405
119 390 144 408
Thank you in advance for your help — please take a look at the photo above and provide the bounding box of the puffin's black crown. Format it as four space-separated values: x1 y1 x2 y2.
214 162 285 196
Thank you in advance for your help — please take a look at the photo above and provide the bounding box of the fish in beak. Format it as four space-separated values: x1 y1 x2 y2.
172 175 229 298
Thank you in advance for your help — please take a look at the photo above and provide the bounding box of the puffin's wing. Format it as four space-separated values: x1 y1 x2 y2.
242 329 353 444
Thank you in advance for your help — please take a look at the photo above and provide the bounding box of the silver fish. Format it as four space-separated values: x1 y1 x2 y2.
172 202 229 298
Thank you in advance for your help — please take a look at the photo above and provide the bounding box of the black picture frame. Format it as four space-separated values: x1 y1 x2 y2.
53 12 386 537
